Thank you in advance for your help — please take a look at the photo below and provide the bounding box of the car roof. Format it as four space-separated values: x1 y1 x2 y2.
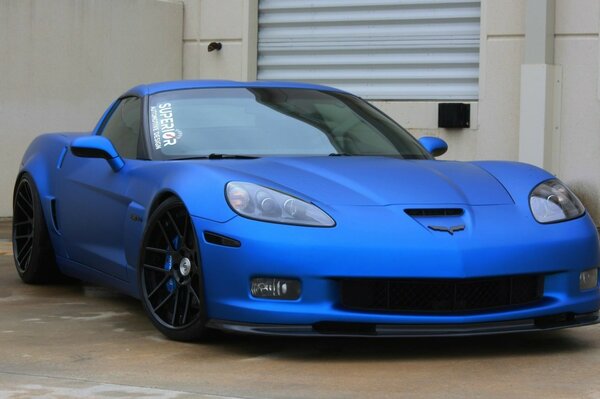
123 80 348 97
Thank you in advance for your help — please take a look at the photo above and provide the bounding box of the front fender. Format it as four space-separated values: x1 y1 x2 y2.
471 161 555 207
19 132 89 258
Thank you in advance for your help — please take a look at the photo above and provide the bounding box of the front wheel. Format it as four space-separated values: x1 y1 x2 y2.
138 197 209 341
12 173 59 284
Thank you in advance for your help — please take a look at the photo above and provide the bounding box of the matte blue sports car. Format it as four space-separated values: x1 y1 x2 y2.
13 80 600 341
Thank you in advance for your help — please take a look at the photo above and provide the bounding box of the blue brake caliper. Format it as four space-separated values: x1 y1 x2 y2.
164 236 181 293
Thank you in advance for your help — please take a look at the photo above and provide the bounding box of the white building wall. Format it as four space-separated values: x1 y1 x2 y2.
4 0 591 224
183 0 256 80
0 0 184 217
553 0 600 222
476 0 524 161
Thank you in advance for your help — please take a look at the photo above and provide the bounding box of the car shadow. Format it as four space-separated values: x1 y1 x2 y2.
77 284 600 362
201 323 597 362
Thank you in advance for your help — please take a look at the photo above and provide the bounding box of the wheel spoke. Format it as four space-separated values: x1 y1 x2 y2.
147 274 171 299
18 191 33 210
157 220 174 250
24 251 32 269
15 201 32 219
143 263 169 274
153 289 176 312
13 220 30 227
14 233 33 240
171 287 180 325
181 287 192 325
145 246 169 255
189 284 201 306
17 237 33 260
166 210 183 243
22 184 33 202
17 243 33 266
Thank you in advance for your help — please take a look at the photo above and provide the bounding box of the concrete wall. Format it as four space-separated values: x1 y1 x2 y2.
182 0 256 80
3 0 598 223
0 0 183 216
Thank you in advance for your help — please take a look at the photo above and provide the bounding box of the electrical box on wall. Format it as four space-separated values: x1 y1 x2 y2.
438 103 470 128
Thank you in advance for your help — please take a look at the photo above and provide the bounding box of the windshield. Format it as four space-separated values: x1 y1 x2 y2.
148 88 431 160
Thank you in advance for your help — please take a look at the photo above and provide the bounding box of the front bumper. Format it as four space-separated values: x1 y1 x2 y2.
193 203 600 331
207 311 600 337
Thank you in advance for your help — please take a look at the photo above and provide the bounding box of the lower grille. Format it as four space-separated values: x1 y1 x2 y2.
340 275 544 313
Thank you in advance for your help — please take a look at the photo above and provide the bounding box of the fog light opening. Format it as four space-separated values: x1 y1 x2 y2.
251 278 301 300
579 268 598 291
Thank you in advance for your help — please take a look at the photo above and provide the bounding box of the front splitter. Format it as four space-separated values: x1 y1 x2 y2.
206 311 599 337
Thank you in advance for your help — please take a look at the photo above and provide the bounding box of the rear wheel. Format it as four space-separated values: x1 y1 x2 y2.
138 197 209 341
12 173 58 284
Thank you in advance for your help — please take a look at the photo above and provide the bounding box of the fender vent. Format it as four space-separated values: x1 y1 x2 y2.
50 199 60 232
405 208 464 217
204 232 241 248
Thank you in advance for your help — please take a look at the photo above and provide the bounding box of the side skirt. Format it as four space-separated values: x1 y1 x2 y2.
56 256 140 298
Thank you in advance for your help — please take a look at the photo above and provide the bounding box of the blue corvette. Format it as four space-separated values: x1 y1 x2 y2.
13 80 600 340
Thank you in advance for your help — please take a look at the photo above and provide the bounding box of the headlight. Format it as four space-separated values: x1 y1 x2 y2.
225 182 335 227
529 179 585 223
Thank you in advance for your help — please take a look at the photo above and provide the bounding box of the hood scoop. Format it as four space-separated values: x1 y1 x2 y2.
405 208 467 233
404 208 464 217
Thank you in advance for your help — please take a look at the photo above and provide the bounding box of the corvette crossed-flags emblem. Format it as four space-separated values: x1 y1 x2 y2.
428 225 466 235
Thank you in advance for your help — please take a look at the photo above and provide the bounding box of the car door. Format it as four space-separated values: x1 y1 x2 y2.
56 96 144 280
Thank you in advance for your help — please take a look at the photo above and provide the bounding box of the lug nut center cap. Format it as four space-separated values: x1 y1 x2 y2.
179 257 191 276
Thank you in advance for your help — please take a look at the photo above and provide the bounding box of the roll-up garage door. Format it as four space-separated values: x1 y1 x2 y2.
258 0 481 100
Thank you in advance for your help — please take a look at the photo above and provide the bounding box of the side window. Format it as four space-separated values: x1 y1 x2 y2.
100 97 142 159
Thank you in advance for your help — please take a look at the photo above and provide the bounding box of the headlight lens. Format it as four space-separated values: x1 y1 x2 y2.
225 182 335 227
529 179 585 223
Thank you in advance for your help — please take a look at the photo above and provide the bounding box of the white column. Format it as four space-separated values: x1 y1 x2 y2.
518 0 561 173
242 0 258 81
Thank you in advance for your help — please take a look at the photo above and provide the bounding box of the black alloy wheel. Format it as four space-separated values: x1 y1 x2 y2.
12 173 58 283
139 197 208 341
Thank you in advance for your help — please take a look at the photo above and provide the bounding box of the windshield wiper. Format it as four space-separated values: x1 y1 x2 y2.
328 152 353 156
328 153 426 159
207 153 258 160
171 154 259 161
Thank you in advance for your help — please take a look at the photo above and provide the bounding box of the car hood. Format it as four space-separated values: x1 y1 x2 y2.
209 157 514 207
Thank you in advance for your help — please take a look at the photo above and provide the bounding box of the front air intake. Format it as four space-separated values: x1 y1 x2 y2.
340 275 544 313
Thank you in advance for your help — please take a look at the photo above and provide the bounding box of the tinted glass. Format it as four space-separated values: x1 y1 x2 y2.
148 88 430 160
100 97 142 159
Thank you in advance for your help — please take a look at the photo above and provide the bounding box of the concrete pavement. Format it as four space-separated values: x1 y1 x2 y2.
1 220 600 398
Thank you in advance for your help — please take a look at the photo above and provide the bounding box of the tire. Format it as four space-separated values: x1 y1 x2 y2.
12 173 59 284
138 197 209 341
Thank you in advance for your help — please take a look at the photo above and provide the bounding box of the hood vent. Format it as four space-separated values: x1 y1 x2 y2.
405 208 464 217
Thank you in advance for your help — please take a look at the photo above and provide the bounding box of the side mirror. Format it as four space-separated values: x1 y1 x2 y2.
419 136 448 158
71 136 124 172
